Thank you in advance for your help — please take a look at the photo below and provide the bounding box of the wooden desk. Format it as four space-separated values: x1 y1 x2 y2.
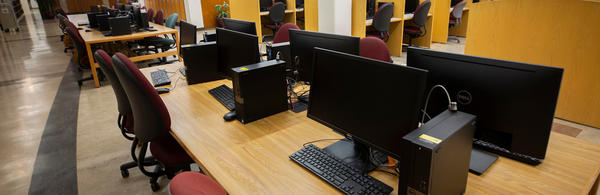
67 14 181 88
144 63 600 194
260 9 295 16
365 17 402 26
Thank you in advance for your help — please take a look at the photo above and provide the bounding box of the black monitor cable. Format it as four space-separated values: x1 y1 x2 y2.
420 85 457 126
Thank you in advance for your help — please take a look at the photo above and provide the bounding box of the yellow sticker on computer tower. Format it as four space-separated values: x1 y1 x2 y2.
419 134 441 144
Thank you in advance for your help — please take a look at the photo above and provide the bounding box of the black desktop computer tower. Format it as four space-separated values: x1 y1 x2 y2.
267 42 291 69
399 110 476 195
181 42 222 84
232 60 288 124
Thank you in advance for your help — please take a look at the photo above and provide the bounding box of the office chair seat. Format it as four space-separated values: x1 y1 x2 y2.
169 172 227 195
404 26 422 34
265 24 278 29
150 135 193 165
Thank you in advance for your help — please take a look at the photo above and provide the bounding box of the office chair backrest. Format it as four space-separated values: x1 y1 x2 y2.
112 53 171 143
451 1 467 19
413 0 431 27
165 13 178 28
147 8 154 22
273 23 299 43
57 14 67 31
94 50 131 116
360 37 391 62
269 2 286 23
373 3 394 33
65 27 87 66
155 10 164 25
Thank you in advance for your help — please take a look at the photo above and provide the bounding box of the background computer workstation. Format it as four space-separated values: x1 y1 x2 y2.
134 17 600 193
66 5 181 88
228 0 318 42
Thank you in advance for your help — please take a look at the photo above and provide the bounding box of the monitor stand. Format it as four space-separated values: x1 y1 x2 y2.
323 138 388 175
468 148 498 175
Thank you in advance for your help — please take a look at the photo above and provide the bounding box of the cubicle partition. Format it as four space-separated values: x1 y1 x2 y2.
465 0 600 128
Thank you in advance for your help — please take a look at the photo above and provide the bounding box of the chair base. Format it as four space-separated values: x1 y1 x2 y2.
448 36 460 43
120 156 158 178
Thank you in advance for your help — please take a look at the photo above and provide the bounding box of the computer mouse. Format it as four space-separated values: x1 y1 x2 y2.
156 88 170 94
85 29 92 32
223 111 237 121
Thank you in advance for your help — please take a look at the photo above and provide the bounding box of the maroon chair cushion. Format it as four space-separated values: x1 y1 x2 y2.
155 10 164 25
273 23 300 43
404 26 422 35
148 8 155 22
169 172 227 195
360 37 392 63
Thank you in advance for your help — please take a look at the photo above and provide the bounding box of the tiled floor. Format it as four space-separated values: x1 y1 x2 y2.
0 8 599 195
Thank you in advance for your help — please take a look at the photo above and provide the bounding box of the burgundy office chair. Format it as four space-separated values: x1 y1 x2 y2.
367 3 395 42
264 2 286 40
403 0 431 46
169 172 227 195
65 26 104 86
360 37 392 63
112 53 193 191
448 0 467 43
154 10 164 25
94 50 156 178
148 8 155 23
273 23 299 43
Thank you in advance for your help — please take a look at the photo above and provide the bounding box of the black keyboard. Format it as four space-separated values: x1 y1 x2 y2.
208 85 235 111
473 139 542 165
290 144 393 195
150 69 171 87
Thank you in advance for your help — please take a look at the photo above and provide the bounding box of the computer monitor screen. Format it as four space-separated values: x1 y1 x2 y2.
405 0 418 13
96 14 110 31
308 48 428 159
260 0 273 11
366 0 376 19
451 0 463 7
216 28 260 77
90 5 99 12
406 47 563 163
222 18 257 35
87 13 99 28
289 29 360 83
180 21 197 45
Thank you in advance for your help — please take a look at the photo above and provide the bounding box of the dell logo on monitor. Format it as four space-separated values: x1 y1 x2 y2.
457 90 472 105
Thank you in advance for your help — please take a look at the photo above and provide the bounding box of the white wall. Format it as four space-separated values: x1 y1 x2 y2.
318 0 351 35
184 0 203 28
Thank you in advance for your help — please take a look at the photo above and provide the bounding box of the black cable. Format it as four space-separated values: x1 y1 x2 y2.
302 139 344 147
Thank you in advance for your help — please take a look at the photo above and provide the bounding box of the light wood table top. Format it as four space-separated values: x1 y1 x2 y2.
366 17 402 26
143 62 600 194
260 9 295 16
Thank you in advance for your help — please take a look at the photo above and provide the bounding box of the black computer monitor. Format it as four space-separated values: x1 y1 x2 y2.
87 13 99 28
96 14 110 31
405 0 419 13
407 47 563 165
222 18 257 35
108 16 132 36
216 28 260 78
124 5 134 12
138 9 149 29
366 0 376 19
289 29 360 83
180 20 197 45
296 0 304 8
260 0 273 11
90 5 99 12
308 47 428 169
451 0 463 7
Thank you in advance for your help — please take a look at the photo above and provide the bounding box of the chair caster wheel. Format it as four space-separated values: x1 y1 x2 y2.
120 169 129 178
150 182 160 191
